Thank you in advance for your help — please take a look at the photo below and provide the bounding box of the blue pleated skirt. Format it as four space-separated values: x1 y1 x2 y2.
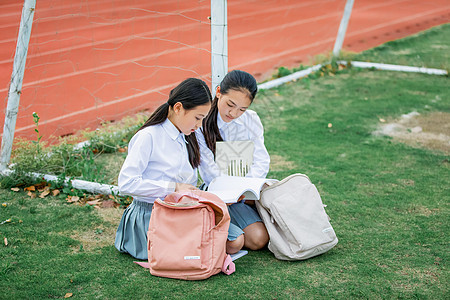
114 200 153 260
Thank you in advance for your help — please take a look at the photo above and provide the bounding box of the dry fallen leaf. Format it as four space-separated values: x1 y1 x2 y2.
4 237 7 246
2 203 6 207
64 293 73 298
38 186 50 193
101 200 116 208
379 118 386 123
24 185 36 191
52 189 60 196
67 196 80 203
27 191 36 199
118 147 126 153
87 199 102 206
328 123 333 128
39 190 50 198
10 187 20 192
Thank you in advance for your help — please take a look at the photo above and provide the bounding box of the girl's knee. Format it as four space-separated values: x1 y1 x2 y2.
226 234 244 254
244 223 269 250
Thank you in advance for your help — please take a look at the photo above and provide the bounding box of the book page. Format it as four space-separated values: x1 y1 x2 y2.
208 176 278 203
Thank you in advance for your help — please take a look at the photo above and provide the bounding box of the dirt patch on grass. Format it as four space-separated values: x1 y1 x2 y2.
97 207 124 224
407 205 439 216
71 208 123 253
270 154 296 172
374 111 450 154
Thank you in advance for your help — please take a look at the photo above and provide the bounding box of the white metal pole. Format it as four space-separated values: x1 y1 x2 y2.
332 0 354 57
337 60 448 76
257 64 323 90
0 0 37 171
0 168 121 195
211 0 228 93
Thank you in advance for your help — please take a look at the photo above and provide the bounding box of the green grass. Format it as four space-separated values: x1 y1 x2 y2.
352 23 450 70
1 25 449 299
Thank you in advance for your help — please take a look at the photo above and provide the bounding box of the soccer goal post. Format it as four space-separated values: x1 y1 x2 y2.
333 0 354 57
0 0 36 171
210 0 228 93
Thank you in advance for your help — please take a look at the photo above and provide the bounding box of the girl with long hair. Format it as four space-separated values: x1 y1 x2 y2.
115 78 212 260
197 70 270 253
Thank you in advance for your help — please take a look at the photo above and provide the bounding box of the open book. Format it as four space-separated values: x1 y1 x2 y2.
207 176 278 203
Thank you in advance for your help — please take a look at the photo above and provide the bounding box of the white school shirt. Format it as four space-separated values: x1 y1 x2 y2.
118 118 197 203
197 109 270 185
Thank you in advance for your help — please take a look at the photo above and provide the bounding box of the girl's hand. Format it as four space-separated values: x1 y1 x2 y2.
227 195 245 206
175 183 198 192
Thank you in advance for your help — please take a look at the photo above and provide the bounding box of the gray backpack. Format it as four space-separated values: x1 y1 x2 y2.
256 173 338 260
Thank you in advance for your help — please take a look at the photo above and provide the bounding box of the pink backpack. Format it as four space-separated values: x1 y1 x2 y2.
136 190 235 280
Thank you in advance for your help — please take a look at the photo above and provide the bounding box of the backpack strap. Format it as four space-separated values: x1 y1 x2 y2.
221 254 235 275
134 261 149 268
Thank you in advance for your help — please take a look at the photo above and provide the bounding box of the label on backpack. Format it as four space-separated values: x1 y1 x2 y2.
184 256 201 260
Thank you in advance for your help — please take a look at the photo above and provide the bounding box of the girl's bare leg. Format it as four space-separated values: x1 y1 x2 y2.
243 222 269 250
226 234 245 254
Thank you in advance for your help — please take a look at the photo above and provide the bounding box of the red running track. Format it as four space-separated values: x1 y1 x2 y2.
0 0 449 141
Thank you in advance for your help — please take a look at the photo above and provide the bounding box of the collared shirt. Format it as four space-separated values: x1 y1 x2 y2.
197 109 270 185
118 118 197 203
